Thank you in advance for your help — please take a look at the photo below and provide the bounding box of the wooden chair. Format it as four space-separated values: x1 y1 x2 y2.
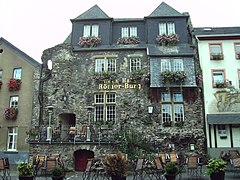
187 155 201 178
132 158 144 180
42 156 58 177
159 153 167 164
82 159 94 180
169 152 178 163
228 150 240 159
153 157 164 180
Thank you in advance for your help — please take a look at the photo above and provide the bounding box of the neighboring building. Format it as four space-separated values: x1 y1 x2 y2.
0 37 40 163
194 27 240 157
31 2 205 170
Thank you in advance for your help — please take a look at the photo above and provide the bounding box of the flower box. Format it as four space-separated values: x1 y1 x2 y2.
78 36 101 48
161 71 186 85
8 78 21 91
215 82 226 88
117 36 140 45
4 107 18 120
156 34 179 46
211 54 223 60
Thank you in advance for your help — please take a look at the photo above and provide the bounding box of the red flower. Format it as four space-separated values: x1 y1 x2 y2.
7 78 21 91
4 107 18 120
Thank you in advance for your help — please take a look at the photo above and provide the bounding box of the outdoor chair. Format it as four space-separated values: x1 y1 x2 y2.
132 158 144 180
187 155 201 178
82 158 94 180
169 151 178 163
228 149 240 160
159 153 167 164
153 157 164 180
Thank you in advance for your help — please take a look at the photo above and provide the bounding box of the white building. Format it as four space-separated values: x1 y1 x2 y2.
194 27 240 157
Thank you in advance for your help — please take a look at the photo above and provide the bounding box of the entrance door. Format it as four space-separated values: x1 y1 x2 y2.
74 149 94 171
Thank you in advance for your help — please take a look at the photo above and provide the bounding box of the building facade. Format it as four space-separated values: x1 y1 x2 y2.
0 37 40 163
31 3 205 170
194 27 240 157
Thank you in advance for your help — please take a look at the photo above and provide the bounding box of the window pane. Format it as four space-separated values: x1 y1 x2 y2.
167 22 175 34
173 59 183 71
159 23 167 35
106 105 116 121
83 25 91 37
107 59 116 72
91 25 99 36
107 93 116 103
213 71 224 84
95 59 105 72
13 68 22 79
161 93 171 102
174 104 184 122
161 59 171 71
236 44 240 53
95 93 104 103
210 44 222 55
162 104 172 122
173 93 183 102
95 106 104 121
130 27 137 37
7 127 17 151
121 27 129 37
130 58 141 71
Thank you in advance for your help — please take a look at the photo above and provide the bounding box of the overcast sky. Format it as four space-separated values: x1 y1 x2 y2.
1 0 239 63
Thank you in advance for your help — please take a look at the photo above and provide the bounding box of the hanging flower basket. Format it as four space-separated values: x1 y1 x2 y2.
117 36 140 45
78 36 101 48
156 34 179 46
4 107 18 120
0 80 2 89
8 78 22 91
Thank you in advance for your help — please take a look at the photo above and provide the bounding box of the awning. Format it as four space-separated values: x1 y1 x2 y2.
207 114 240 124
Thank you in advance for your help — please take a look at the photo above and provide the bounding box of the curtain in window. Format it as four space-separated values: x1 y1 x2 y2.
83 25 91 37
159 23 167 35
173 59 183 71
130 27 137 37
161 59 171 71
91 25 99 37
210 45 222 55
121 27 129 37
167 22 175 34
13 68 22 79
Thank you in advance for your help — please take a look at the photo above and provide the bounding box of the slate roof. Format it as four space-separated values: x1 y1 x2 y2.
0 37 40 67
74 5 110 20
148 2 183 17
194 27 240 36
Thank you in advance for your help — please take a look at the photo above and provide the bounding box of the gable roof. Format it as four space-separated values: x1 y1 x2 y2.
74 5 110 20
148 2 183 17
194 27 240 36
0 37 40 67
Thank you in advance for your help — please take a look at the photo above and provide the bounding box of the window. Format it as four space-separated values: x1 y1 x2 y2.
218 125 227 138
121 27 137 37
7 127 18 151
159 22 175 35
212 70 225 87
161 92 184 126
234 43 240 59
95 58 116 72
10 96 19 108
209 43 223 60
161 59 184 72
13 68 22 79
94 92 116 123
0 70 2 80
130 58 141 72
238 69 240 89
161 59 171 71
83 24 99 37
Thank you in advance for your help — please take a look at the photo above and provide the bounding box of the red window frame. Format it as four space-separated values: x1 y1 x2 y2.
211 69 226 88
209 43 224 60
234 42 240 60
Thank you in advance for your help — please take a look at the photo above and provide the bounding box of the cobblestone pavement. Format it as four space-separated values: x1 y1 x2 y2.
4 166 240 180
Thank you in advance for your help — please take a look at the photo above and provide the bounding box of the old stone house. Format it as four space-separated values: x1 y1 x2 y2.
30 2 205 170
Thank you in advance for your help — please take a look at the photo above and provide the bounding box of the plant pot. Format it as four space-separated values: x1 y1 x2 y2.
210 171 225 180
19 176 34 180
111 175 126 180
52 176 64 180
165 174 176 180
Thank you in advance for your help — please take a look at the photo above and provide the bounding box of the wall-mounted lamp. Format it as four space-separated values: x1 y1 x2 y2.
47 60 52 70
190 143 195 151
148 106 153 114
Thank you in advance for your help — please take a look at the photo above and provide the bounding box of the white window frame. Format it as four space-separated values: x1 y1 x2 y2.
159 22 175 35
162 104 172 123
174 104 184 122
130 58 141 72
10 96 19 108
121 27 137 37
161 59 171 71
83 24 99 37
7 127 18 151
13 68 22 80
173 59 183 71
95 58 116 72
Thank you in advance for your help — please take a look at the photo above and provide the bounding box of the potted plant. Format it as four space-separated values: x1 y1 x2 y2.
164 162 179 180
103 151 128 180
18 162 34 180
51 166 65 180
206 158 227 180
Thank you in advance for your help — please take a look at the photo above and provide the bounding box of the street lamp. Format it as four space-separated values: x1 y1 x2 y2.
46 105 54 141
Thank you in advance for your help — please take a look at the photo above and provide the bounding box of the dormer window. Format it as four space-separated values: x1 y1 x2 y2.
159 22 175 35
83 24 99 37
121 27 137 37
